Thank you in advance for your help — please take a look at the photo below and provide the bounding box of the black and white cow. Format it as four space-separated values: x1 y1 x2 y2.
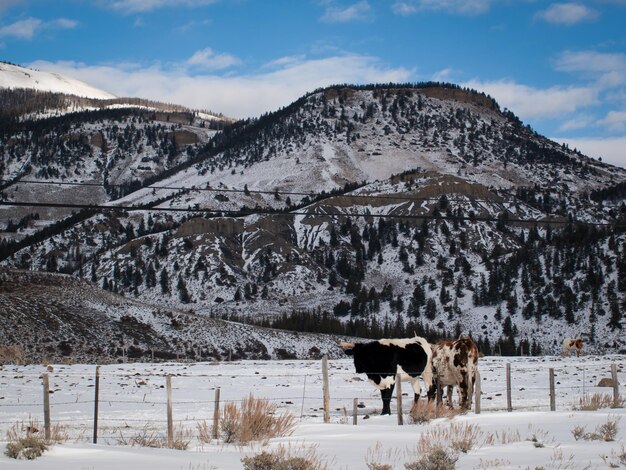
339 337 433 415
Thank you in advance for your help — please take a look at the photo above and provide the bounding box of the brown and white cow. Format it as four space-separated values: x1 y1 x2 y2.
562 338 584 357
427 336 479 410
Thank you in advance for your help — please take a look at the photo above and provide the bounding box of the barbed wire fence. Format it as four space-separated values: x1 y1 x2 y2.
0 357 623 446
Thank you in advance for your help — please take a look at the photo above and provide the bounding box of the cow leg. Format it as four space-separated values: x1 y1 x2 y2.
380 384 394 415
445 385 454 408
436 382 444 405
426 380 437 403
459 375 471 409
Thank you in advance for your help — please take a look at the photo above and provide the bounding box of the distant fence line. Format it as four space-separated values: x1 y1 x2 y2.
0 358 622 444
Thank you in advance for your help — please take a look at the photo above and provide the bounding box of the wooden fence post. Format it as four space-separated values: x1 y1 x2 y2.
322 355 330 424
506 363 512 412
42 373 51 441
611 363 620 408
166 375 173 447
93 366 100 444
353 398 358 425
212 387 220 439
549 368 556 411
474 370 481 414
396 374 403 425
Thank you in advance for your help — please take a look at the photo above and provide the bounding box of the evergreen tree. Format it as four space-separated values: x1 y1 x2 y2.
160 268 170 295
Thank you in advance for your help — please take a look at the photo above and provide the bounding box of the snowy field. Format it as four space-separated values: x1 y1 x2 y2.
0 355 625 469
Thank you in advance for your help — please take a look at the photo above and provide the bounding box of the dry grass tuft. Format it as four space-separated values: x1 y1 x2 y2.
4 435 48 460
196 420 212 444
416 422 483 456
220 394 296 444
408 400 464 424
117 423 191 449
365 441 401 470
4 419 50 460
241 444 328 470
404 445 458 470
576 393 626 411
572 416 620 442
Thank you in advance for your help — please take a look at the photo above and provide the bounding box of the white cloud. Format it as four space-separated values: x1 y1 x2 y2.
555 50 626 98
0 16 77 40
52 18 78 29
105 0 218 14
554 136 626 168
558 114 595 132
175 19 211 33
391 2 417 15
0 0 24 17
556 50 626 74
0 17 41 39
187 48 240 70
536 3 599 25
432 67 456 82
390 0 494 16
464 79 598 119
29 55 412 118
597 110 626 132
320 1 372 23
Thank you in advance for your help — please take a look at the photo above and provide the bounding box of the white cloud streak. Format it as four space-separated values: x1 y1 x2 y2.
598 110 626 132
29 55 412 118
320 1 372 23
464 79 598 119
554 136 626 168
0 16 77 40
105 0 218 14
0 17 40 39
187 48 240 70
535 3 599 25
391 0 494 16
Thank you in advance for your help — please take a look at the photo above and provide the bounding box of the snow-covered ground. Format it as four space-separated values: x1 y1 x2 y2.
0 355 624 469
0 62 115 99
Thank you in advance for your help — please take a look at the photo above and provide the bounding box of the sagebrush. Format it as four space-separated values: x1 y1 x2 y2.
220 394 296 444
241 445 328 470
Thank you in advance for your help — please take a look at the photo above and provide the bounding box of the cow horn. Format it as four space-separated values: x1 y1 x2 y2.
339 341 355 350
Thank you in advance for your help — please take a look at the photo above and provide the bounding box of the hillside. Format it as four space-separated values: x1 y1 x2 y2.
0 269 344 363
1 82 625 360
0 62 115 100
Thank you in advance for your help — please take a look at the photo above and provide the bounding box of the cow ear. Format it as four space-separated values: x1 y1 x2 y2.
339 341 355 355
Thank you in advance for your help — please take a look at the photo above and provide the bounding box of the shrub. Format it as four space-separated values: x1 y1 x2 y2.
404 445 458 470
571 417 619 442
4 418 54 460
220 394 296 444
365 441 400 469
117 423 191 449
196 419 212 444
576 393 625 411
408 400 464 424
4 435 48 460
241 445 327 470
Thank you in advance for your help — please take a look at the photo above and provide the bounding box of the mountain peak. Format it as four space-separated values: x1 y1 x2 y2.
0 61 115 100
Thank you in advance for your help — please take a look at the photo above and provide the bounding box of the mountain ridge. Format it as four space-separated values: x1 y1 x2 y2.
1 80 624 361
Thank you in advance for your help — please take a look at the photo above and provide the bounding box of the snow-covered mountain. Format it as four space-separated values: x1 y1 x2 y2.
1 82 625 361
0 62 115 99
0 269 345 362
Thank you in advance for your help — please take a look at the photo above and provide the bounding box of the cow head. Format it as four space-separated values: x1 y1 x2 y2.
339 341 355 356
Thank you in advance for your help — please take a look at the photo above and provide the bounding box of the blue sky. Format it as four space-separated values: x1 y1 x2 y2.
2 0 626 167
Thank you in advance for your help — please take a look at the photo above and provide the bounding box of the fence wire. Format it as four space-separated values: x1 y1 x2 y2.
0 357 623 444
